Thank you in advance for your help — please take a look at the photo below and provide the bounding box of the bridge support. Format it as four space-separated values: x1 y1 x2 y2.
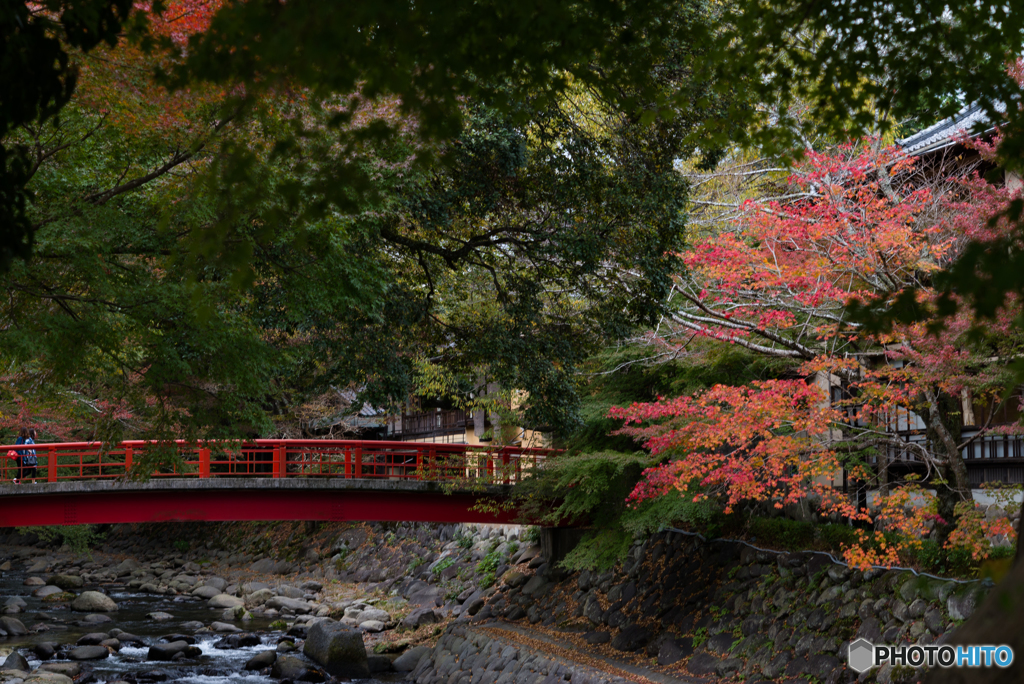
540 527 588 567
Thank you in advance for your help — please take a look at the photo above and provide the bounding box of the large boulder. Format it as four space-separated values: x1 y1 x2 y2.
71 592 117 612
245 651 277 670
208 594 243 609
0 617 27 636
2 652 29 671
270 655 308 680
302 621 370 679
393 645 430 672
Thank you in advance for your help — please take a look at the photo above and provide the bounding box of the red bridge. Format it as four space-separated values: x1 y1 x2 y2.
0 439 555 527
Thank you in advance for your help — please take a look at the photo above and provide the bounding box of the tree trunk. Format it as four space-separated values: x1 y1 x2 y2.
1016 509 1024 567
921 387 971 547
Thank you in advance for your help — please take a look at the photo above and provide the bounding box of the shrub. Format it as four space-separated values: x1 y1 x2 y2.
748 517 815 549
17 525 104 555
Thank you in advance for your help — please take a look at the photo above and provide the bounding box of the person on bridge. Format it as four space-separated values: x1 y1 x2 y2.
12 427 30 485
20 428 38 483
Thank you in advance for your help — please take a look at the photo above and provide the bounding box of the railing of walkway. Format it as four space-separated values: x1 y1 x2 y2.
0 440 557 485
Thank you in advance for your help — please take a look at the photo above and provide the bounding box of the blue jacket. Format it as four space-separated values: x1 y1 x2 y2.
15 437 35 461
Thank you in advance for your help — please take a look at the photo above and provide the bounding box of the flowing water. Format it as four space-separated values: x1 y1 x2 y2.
0 567 398 683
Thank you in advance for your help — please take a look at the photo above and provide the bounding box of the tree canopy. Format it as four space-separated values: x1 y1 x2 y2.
611 141 1024 568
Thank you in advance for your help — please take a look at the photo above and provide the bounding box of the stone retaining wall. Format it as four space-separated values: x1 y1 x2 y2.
407 625 635 684
428 530 992 683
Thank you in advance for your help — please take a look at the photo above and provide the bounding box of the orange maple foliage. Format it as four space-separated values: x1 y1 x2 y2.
612 139 1024 570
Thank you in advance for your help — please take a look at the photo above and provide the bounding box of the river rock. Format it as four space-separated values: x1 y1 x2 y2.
210 622 242 633
76 633 110 645
359 620 385 632
276 585 304 599
0 617 27 636
32 586 63 598
191 586 221 600
147 641 190 661
3 599 24 610
38 663 80 677
208 594 243 609
265 597 311 613
113 559 141 576
270 655 307 680
245 651 277 670
393 645 430 672
1 652 29 671
250 559 293 575
24 673 73 684
47 575 84 590
246 589 274 606
32 643 56 660
68 645 109 661
204 578 228 591
303 621 370 679
82 614 113 624
22 578 44 587
71 592 117 612
359 607 391 623
242 581 271 593
147 612 173 622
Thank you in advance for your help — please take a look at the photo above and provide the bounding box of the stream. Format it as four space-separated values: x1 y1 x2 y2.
0 566 398 684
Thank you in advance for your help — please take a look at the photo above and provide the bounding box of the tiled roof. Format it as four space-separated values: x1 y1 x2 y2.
898 102 1005 154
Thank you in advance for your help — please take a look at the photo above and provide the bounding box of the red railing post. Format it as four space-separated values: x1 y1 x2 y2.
47 446 56 482
354 447 362 478
199 447 210 478
124 445 133 479
416 446 423 480
272 446 281 478
344 447 352 478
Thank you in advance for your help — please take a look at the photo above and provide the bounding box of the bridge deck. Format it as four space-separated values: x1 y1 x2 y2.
0 439 550 525
0 478 518 526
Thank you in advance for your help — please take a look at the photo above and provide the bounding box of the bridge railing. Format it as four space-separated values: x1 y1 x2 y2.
0 439 557 485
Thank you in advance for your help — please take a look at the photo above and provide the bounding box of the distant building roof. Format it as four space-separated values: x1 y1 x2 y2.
898 102 1005 155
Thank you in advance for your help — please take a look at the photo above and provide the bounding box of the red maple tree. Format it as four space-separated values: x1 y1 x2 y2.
611 140 1024 567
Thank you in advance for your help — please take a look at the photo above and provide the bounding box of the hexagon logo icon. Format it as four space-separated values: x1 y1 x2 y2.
848 638 875 673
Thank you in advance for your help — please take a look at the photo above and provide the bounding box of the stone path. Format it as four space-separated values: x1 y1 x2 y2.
476 621 711 684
